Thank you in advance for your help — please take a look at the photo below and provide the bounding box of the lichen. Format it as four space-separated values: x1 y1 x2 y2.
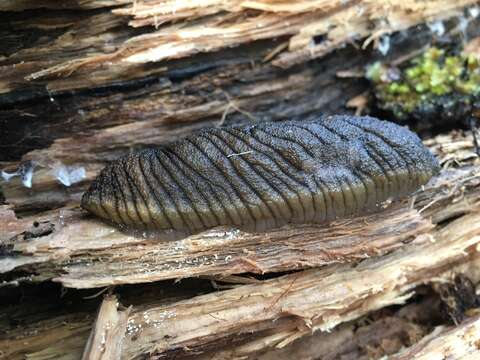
367 47 480 123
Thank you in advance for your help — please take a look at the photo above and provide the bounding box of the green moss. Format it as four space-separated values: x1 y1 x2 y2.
367 47 480 121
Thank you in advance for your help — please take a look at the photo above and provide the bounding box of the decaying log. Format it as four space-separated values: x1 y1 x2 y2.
1 131 478 289
2 0 477 94
2 1 480 359
0 206 433 288
243 318 429 360
1 208 479 359
0 279 214 360
218 293 480 360
0 312 92 360
118 212 480 359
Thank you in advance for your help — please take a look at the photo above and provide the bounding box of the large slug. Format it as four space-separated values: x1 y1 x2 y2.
81 115 439 237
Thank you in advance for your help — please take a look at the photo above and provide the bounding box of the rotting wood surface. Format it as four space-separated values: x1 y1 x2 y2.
1 202 480 359
2 2 480 359
2 0 477 94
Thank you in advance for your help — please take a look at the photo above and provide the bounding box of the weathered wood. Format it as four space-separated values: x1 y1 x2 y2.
216 289 480 360
0 277 216 360
206 300 438 360
0 0 130 11
120 211 480 359
0 312 92 360
81 295 131 360
2 0 475 95
1 208 479 359
0 206 433 288
1 2 480 359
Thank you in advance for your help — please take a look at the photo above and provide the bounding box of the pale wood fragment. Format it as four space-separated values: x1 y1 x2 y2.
81 295 131 360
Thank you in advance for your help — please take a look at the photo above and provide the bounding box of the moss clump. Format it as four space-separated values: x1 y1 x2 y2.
367 47 480 124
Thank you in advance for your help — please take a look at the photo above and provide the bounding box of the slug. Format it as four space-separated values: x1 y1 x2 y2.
81 115 439 237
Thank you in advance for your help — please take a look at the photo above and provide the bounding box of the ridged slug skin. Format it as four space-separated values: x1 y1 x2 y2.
81 115 439 237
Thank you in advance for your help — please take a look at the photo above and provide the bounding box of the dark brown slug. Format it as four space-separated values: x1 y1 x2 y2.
81 115 439 237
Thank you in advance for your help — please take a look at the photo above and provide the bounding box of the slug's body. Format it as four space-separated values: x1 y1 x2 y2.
82 115 439 237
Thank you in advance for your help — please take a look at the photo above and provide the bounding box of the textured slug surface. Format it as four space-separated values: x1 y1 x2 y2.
81 115 439 237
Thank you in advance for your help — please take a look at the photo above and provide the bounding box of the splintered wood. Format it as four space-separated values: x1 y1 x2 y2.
81 295 131 360
119 212 480 358
2 1 480 359
0 206 433 288
1 0 478 94
2 209 480 359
